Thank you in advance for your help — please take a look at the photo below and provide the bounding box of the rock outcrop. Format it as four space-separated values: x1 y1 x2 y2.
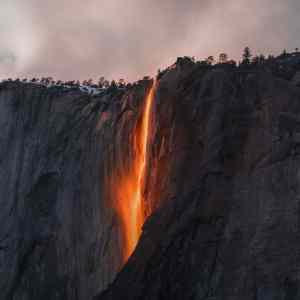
99 63 300 299
0 81 151 300
1 57 300 300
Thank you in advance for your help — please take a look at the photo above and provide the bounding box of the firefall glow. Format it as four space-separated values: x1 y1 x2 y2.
116 81 155 262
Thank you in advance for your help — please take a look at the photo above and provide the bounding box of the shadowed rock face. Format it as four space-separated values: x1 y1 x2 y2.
0 81 151 300
98 63 300 300
1 59 300 300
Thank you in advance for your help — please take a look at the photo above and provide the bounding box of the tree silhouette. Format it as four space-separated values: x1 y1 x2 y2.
206 56 214 65
118 79 126 87
258 54 266 63
281 49 288 57
219 53 228 64
98 77 106 88
242 47 252 64
103 80 110 89
111 80 117 87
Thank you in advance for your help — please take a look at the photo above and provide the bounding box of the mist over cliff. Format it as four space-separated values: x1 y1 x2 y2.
1 0 300 80
1 52 300 299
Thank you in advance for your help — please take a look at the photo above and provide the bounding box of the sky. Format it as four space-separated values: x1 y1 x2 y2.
0 0 299 81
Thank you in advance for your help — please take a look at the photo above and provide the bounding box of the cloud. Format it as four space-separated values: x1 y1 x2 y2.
0 0 299 81
0 51 16 65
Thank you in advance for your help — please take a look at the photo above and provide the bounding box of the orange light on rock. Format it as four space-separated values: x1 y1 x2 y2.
116 81 155 262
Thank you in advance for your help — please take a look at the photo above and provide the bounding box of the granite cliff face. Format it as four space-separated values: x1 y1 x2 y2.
99 61 300 299
0 81 151 300
1 57 300 300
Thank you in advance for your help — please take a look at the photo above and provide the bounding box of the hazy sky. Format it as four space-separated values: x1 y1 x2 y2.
0 0 299 81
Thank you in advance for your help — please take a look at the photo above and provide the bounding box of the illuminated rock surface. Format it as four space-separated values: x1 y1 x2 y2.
99 62 300 299
1 57 300 300
0 81 151 299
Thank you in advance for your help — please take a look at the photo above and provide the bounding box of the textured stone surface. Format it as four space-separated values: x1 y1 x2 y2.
1 58 300 300
98 63 300 300
292 71 300 86
0 81 150 300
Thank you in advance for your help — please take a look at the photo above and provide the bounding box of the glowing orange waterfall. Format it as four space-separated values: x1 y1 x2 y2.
116 81 156 262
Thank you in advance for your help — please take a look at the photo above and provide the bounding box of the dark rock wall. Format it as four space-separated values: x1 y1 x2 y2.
99 65 300 299
0 82 150 300
1 60 300 300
